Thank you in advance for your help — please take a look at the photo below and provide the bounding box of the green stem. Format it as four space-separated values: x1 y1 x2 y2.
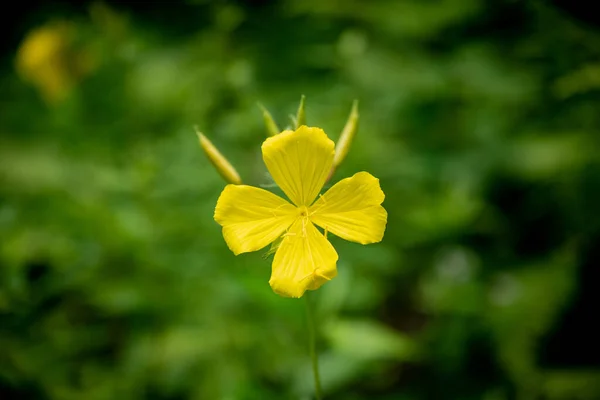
304 293 323 400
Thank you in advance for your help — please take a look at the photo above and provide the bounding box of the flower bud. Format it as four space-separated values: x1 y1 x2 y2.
196 129 242 185
333 100 359 168
295 94 306 128
258 103 280 137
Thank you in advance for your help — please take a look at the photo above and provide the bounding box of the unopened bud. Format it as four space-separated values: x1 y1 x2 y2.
333 100 359 168
195 128 242 185
258 103 280 137
295 94 306 128
288 114 297 129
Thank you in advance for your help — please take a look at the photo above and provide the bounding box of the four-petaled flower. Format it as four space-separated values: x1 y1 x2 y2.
214 126 387 298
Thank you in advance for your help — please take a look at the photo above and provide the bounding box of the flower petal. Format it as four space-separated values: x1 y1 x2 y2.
214 184 297 255
269 217 338 298
309 172 387 244
262 126 335 207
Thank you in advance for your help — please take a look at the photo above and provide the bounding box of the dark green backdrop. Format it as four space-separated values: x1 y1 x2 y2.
1 1 600 399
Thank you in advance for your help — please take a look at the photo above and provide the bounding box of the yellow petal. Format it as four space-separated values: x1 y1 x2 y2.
262 126 334 207
214 184 297 255
309 172 387 244
269 217 338 298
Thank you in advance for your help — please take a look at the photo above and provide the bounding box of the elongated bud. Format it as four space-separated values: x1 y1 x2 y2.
195 128 242 185
258 103 280 137
288 114 297 129
295 94 306 128
333 100 359 168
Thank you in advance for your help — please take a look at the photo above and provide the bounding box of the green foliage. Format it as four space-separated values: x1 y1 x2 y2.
2 1 600 399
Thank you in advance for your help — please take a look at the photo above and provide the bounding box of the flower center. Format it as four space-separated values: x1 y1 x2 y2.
298 205 309 217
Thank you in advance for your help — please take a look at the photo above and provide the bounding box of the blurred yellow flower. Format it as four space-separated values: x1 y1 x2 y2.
214 126 387 298
16 22 94 103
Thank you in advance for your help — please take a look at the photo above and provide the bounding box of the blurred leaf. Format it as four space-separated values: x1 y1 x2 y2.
325 318 417 361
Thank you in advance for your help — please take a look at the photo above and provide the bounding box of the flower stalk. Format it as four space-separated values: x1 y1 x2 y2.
305 293 323 400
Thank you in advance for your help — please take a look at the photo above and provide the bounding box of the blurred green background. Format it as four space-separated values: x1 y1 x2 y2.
2 1 600 399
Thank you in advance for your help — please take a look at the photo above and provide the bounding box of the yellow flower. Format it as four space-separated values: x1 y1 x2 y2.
16 21 95 104
214 126 387 298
